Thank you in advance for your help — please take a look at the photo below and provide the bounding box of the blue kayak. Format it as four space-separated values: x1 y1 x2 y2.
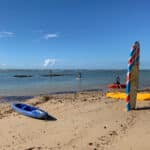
11 103 48 119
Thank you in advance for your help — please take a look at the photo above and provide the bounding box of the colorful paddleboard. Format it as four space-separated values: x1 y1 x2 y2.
126 41 140 111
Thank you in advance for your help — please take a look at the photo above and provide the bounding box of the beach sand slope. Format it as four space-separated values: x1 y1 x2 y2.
0 91 150 150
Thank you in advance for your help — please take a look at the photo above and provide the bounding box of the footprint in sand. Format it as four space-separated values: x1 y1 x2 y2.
88 141 100 150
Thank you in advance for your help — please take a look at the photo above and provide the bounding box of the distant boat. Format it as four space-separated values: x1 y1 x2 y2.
41 73 64 77
13 75 32 78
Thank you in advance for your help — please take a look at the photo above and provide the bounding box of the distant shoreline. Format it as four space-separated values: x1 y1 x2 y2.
0 88 103 103
0 68 150 71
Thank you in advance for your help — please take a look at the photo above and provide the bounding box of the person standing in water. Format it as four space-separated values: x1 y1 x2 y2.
76 72 82 79
115 75 120 85
78 72 81 78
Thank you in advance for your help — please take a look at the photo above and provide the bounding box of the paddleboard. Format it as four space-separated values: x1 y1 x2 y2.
106 92 150 101
126 41 140 110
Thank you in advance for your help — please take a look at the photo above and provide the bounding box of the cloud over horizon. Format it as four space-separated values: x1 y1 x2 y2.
0 31 15 38
0 64 7 67
43 33 59 39
43 58 56 67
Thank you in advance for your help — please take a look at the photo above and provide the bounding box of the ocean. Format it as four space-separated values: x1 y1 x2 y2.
0 69 149 97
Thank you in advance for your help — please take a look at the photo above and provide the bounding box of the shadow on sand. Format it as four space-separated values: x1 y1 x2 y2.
135 106 150 111
37 114 57 122
45 114 57 121
19 114 57 121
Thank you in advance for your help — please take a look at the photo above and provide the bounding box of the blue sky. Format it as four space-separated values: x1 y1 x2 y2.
0 0 149 69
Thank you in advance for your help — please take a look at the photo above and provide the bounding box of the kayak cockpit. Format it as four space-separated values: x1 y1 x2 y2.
15 103 36 111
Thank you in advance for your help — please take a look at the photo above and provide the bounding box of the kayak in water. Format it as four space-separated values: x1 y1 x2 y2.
108 83 126 89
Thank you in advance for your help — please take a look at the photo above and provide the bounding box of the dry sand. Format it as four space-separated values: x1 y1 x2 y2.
0 91 150 150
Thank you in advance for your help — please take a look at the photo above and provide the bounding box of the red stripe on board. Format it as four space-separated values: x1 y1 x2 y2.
128 50 137 64
136 62 139 67
131 45 137 51
126 95 130 103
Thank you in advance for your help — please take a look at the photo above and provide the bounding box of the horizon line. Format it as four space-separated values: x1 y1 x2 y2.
0 68 150 70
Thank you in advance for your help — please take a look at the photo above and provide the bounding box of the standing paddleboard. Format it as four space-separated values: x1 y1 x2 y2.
126 41 140 111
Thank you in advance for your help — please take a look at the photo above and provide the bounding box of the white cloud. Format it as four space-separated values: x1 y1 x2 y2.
0 64 7 67
43 58 56 67
33 30 43 33
0 31 15 38
44 33 59 39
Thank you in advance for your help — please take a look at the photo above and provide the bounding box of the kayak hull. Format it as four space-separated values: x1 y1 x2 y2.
11 103 48 119
108 84 126 89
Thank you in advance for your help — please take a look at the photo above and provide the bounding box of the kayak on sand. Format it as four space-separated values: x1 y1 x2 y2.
11 103 49 119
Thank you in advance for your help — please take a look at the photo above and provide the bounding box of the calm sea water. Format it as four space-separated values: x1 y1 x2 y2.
0 69 149 96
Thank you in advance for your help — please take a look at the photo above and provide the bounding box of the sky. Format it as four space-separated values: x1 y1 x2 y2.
0 0 150 69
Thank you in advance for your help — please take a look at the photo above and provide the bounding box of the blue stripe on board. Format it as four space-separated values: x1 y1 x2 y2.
126 82 130 94
126 103 131 111
135 56 139 63
130 48 136 57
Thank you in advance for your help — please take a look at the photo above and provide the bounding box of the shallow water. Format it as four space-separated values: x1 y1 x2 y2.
0 69 149 96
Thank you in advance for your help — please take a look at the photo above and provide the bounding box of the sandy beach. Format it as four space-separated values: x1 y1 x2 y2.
0 91 150 150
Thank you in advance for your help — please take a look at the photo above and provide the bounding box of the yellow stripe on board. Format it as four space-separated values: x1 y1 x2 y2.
106 92 150 101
